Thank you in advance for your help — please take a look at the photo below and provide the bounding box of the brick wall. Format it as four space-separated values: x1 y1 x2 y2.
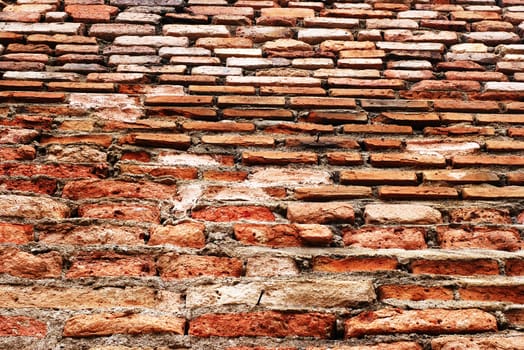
0 0 523 348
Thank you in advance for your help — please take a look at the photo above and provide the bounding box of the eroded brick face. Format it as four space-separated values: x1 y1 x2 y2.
0 0 523 348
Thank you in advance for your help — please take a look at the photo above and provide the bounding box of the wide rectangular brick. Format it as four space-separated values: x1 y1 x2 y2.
462 185 524 199
365 204 442 224
308 343 421 350
294 186 372 200
459 286 524 304
242 151 317 165
218 95 285 106
63 313 185 337
66 252 155 278
450 207 511 224
289 97 356 108
234 224 332 247
226 76 321 87
187 279 375 309
287 202 354 224
89 24 155 40
432 336 524 350
0 222 33 244
343 227 427 250
0 316 46 338
0 22 84 35
437 226 521 251
423 170 499 184
340 170 418 185
0 247 62 279
62 179 177 200
164 24 230 38
0 195 69 219
189 312 335 338
78 202 160 223
345 309 497 337
0 285 180 310
379 186 459 199
411 259 499 276
149 222 205 248
433 100 500 112
370 153 446 167
313 256 399 272
378 285 453 301
192 206 274 222
157 254 242 280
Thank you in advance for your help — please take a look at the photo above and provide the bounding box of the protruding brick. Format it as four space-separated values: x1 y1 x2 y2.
190 312 335 338
66 252 155 278
234 224 333 247
78 203 160 223
0 316 46 338
63 313 185 337
450 207 511 224
62 180 177 200
378 285 453 301
294 186 372 200
0 195 69 219
437 227 521 252
411 259 499 276
431 336 524 350
313 256 398 272
192 206 274 222
343 227 427 250
245 256 299 277
0 223 33 244
345 309 497 337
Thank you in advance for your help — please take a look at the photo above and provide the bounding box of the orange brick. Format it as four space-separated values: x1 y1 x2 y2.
326 152 363 165
0 222 33 244
345 308 496 337
234 224 333 247
370 153 446 167
459 286 524 304
66 252 155 278
313 256 398 272
242 151 317 165
294 185 372 200
340 169 418 185
183 121 255 132
437 226 521 251
78 203 161 223
0 316 46 338
149 223 205 248
343 227 427 250
157 254 243 280
378 285 453 301
118 164 197 180
192 206 275 222
190 312 335 338
411 259 499 276
0 247 62 279
62 179 177 200
379 186 459 199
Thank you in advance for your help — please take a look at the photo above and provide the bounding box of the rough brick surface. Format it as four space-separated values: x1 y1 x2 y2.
0 0 523 348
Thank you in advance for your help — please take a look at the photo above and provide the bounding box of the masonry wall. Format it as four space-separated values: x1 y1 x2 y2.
0 0 523 349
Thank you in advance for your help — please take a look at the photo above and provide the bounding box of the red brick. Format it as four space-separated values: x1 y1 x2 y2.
0 178 57 195
463 185 524 199
411 259 499 276
183 121 254 133
424 126 494 136
192 206 275 222
157 254 243 280
340 169 418 185
234 224 333 247
365 204 442 225
149 222 205 248
65 5 119 22
202 170 248 182
118 164 197 180
431 336 524 350
287 202 354 224
0 316 46 338
0 223 33 244
459 286 524 304
0 128 39 144
0 247 62 279
326 152 363 165
0 195 70 220
378 285 453 301
63 313 185 337
62 179 176 200
285 136 359 149
0 146 35 160
118 133 191 149
263 122 333 134
345 308 496 337
294 186 372 200
242 151 317 165
506 259 524 276
78 203 160 223
505 311 524 327
66 252 154 278
450 207 511 224
370 153 446 168
40 134 113 147
433 100 500 112
190 312 335 338
0 163 105 179
343 227 427 250
38 223 145 246
422 170 499 184
379 186 459 199
438 226 521 251
313 256 398 272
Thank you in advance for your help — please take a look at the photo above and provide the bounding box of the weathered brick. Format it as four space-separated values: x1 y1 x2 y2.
287 202 354 224
0 195 69 219
149 222 205 248
343 227 427 250
462 185 524 199
437 227 521 251
63 313 185 337
78 203 160 223
365 204 442 225
118 133 191 149
379 186 459 200
187 279 375 309
0 145 35 161
307 343 421 350
370 153 446 168
0 128 38 144
234 224 333 247
411 259 499 276
0 247 62 279
294 186 372 200
459 285 524 304
505 310 524 327
0 316 46 338
423 170 499 184
378 285 453 301
0 222 33 244
190 312 335 338
157 254 242 280
340 170 417 185
326 152 363 165
38 223 145 246
192 206 274 222
345 309 497 337
62 180 177 200
89 24 155 40
66 252 155 278
0 285 180 311
245 256 299 277
450 207 511 224
248 168 331 185
431 336 524 350
313 256 399 272
243 151 317 165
